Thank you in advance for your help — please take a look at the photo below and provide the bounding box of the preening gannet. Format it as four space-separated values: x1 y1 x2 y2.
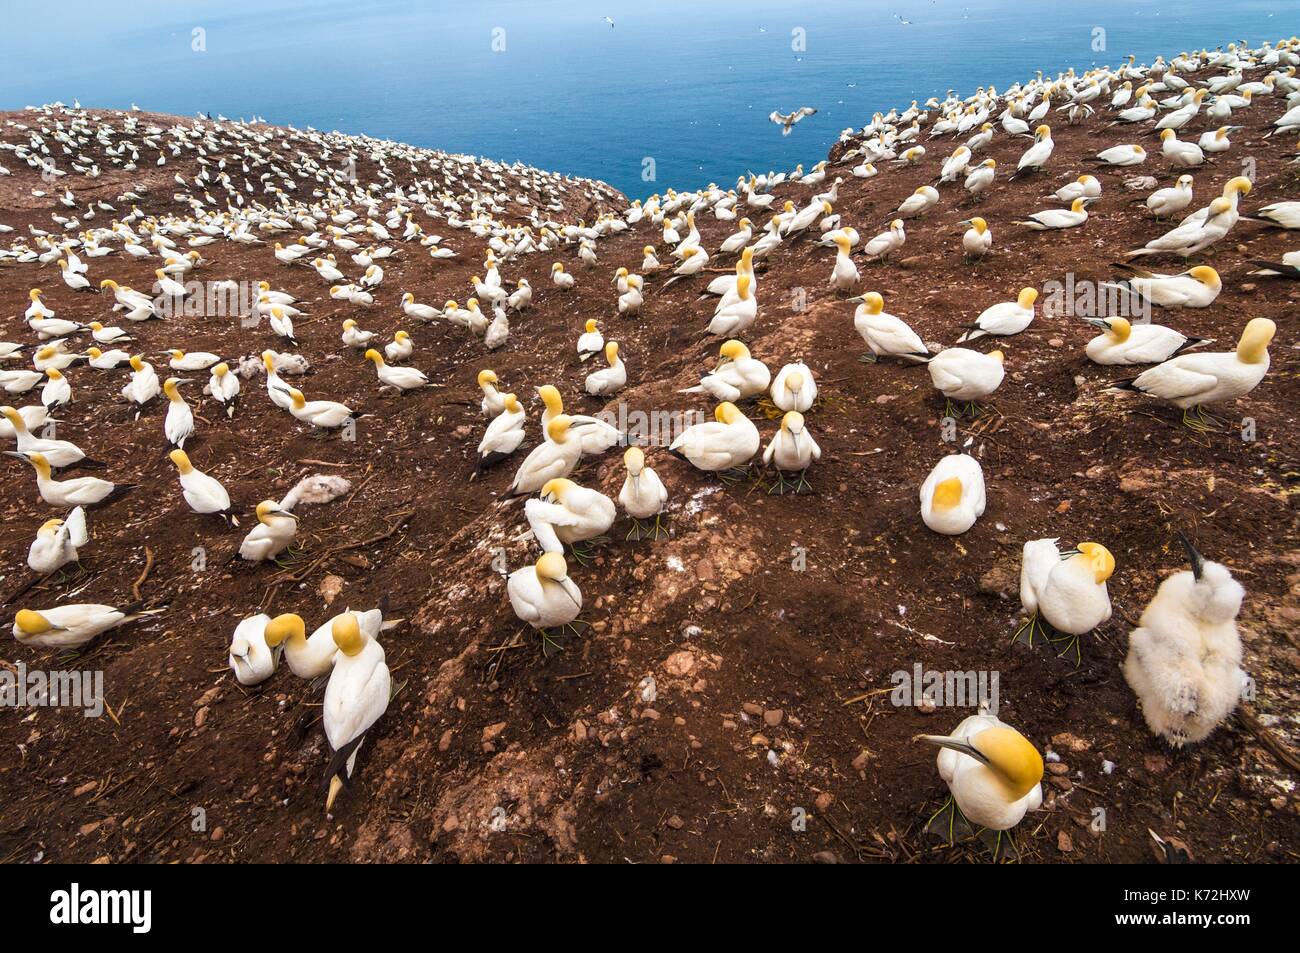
1011 124 1054 176
228 613 280 686
1123 535 1247 747
536 384 622 456
27 506 88 574
551 262 575 289
1018 539 1114 662
508 552 583 634
525 478 616 552
323 612 390 813
1083 317 1205 365
383 331 413 364
926 348 1004 414
507 415 585 496
13 603 163 649
957 287 1037 341
237 500 297 561
919 453 986 535
477 393 526 471
1112 318 1274 428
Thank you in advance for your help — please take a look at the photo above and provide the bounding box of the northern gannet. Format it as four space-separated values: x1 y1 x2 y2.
168 450 233 521
41 369 72 412
851 292 929 364
323 613 390 813
680 339 771 401
508 552 583 632
383 331 413 364
551 262 575 289
668 401 760 475
207 362 239 417
27 506 88 574
584 342 626 396
1018 539 1114 662
228 613 280 686
762 411 821 494
507 415 585 496
769 107 817 135
926 348 1004 415
536 385 622 455
162 378 194 448
7 450 130 508
1015 196 1092 229
1104 264 1221 308
121 354 160 415
13 603 163 649
1 405 93 467
364 349 429 392
957 287 1037 341
770 362 817 412
919 453 986 535
236 500 297 562
618 446 668 540
1083 317 1205 365
525 478 616 552
1011 124 1054 176
1123 535 1246 747
1143 174 1194 218
959 217 992 260
576 320 603 362
476 393 526 471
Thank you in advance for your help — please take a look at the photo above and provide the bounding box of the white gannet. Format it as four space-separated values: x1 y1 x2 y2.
1083 317 1205 365
1160 128 1204 167
12 603 163 649
1 405 93 468
852 292 930 364
364 349 429 392
207 362 240 417
551 262 575 289
166 348 220 372
1123 535 1246 747
508 552 583 632
1018 539 1115 662
121 354 160 415
926 348 1005 414
680 339 771 402
861 219 906 260
228 613 280 686
1113 318 1275 428
384 331 413 364
957 287 1037 342
1051 174 1101 203
168 449 234 521
762 411 821 494
576 319 604 362
1104 264 1221 309
668 401 760 475
525 477 616 552
617 446 668 540
1011 124 1054 176
919 453 986 535
1094 143 1147 166
41 369 72 412
27 506 88 574
322 612 390 813
584 342 626 396
707 272 758 338
770 362 817 412
1143 174 1195 218
7 450 130 508
897 185 940 219
237 500 298 561
1015 196 1092 230
162 377 194 448
918 714 1043 835
476 393 526 471
959 217 992 260
537 385 622 456
828 232 860 290
507 415 585 497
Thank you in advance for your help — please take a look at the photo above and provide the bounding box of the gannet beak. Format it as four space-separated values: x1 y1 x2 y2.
4 450 30 460
1178 532 1205 581
916 734 990 764
271 509 298 520
1082 317 1111 331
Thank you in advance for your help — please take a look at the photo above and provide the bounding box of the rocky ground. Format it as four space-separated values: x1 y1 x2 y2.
0 91 1296 864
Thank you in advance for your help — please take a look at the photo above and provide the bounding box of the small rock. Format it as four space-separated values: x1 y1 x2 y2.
763 709 784 727
1058 831 1074 853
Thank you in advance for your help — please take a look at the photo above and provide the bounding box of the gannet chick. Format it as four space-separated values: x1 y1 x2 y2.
506 415 585 497
476 393 526 472
1104 264 1221 309
1112 318 1274 429
508 552 583 633
770 362 817 412
959 217 992 260
668 401 760 478
12 603 164 649
1083 317 1205 365
237 500 298 562
1123 535 1246 747
576 319 604 362
7 450 131 508
323 613 390 814
162 377 194 448
1018 539 1114 663
852 292 930 364
551 262 575 289
207 362 240 418
584 342 626 397
618 446 668 540
364 349 429 392
957 288 1037 342
383 331 413 364
919 453 985 535
228 613 280 686
27 506 88 574
762 411 821 494
525 478 616 553
926 348 1004 416
918 715 1043 837
680 339 770 401
169 449 234 522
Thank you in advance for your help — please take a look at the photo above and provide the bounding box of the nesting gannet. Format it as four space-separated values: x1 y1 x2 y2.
762 411 821 494
166 349 220 372
1123 535 1246 747
618 275 644 316
1051 174 1101 203
1083 317 1205 365
680 339 771 402
551 262 575 289
323 613 390 813
121 354 160 415
41 369 72 412
508 552 583 632
852 292 930 364
7 450 130 508
162 378 194 448
1018 539 1114 662
236 500 298 561
476 393 526 471
88 321 131 345
1113 318 1274 428
584 342 626 396
228 613 280 686
507 415 585 497
1104 264 1220 309
1143 174 1195 218
576 320 604 362
169 449 233 521
897 186 940 219
1094 143 1147 166
861 219 906 261
1015 196 1092 230
27 506 88 574
13 603 163 649
618 446 668 540
964 158 997 200
0 405 94 468
1247 250 1300 279
1252 201 1300 230
525 478 616 552
668 401 760 475
0 405 49 441
918 715 1043 835
0 369 44 395
919 453 986 535
768 363 815 414
1011 125 1054 176
957 288 1037 342
1159 129 1204 167
265 610 377 680
708 272 758 337
926 348 1004 415
205 362 240 418
364 349 429 392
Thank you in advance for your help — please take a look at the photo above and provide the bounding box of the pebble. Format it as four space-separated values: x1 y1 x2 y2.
763 709 784 727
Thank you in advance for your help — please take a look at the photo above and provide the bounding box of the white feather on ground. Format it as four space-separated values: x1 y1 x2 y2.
279 474 352 510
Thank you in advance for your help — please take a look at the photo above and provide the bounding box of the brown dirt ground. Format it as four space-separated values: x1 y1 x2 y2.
0 89 1297 864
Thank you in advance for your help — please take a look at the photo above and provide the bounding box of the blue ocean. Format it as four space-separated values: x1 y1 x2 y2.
1 0 1293 198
